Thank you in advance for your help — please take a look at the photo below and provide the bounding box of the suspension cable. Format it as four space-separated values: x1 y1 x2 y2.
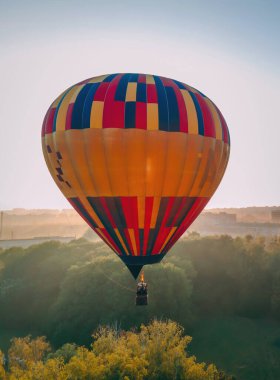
97 266 135 293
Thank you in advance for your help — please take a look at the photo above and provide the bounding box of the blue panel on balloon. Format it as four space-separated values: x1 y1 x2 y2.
136 83 147 102
125 102 136 129
154 76 169 131
82 83 100 129
115 74 131 101
165 87 180 132
71 84 94 129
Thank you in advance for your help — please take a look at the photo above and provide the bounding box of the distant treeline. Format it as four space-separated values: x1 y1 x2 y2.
0 234 280 349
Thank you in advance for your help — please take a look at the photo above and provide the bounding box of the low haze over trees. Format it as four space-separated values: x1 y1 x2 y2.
1 235 280 378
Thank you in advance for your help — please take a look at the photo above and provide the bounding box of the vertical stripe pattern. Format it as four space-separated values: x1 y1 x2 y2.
42 73 230 144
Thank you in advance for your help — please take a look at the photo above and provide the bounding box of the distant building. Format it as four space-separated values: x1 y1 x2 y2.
199 212 237 226
218 212 237 224
271 210 280 223
188 210 280 237
0 236 76 249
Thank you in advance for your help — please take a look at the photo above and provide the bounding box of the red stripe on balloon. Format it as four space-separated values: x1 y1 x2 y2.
121 197 139 229
65 103 74 130
163 197 209 253
143 197 154 256
152 197 175 255
104 101 125 128
103 75 125 128
44 108 56 134
147 84 158 103
93 82 110 101
135 102 147 129
196 94 216 138
153 227 173 255
138 74 146 83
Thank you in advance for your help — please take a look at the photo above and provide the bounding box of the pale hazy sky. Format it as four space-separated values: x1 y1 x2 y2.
0 0 279 209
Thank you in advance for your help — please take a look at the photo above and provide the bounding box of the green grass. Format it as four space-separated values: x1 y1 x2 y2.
189 317 280 380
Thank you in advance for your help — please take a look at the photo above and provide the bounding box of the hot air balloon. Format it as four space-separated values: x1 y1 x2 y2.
42 73 230 285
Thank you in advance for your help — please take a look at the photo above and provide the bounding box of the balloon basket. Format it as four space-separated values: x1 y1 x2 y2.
136 294 148 306
136 271 148 305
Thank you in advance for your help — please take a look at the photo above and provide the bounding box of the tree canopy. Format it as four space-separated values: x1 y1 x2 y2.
0 320 232 380
1 234 280 378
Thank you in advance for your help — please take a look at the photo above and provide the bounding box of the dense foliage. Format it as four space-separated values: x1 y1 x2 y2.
0 320 233 380
1 235 280 345
1 234 280 378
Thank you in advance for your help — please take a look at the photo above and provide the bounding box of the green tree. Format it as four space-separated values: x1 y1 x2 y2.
0 350 6 380
1 321 233 379
8 336 50 370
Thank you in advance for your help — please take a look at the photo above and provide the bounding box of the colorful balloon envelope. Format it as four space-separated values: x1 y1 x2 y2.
42 73 230 278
